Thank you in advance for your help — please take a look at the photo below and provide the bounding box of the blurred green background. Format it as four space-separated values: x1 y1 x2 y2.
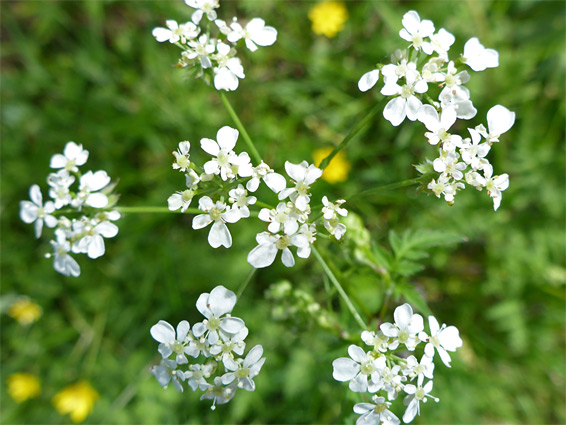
1 0 565 423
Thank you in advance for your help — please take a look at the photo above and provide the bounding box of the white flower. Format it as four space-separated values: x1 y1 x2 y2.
399 11 435 54
278 161 322 211
296 223 316 259
209 326 248 362
228 185 256 219
222 344 266 391
247 231 309 268
20 185 57 238
461 128 491 169
192 285 246 345
419 316 463 368
432 151 466 181
358 69 380 92
477 105 515 144
322 196 348 220
200 376 237 410
246 161 286 193
439 61 470 89
47 229 80 277
483 164 509 211
258 202 300 235
380 365 405 400
49 141 89 172
417 105 461 149
402 354 434 386
354 395 400 425
150 320 199 364
227 18 277 52
192 196 240 248
71 217 119 259
429 28 455 59
402 381 439 423
185 363 214 391
439 85 477 120
380 303 424 351
168 189 196 212
185 34 215 69
463 37 499 72
361 330 391 353
381 60 418 85
172 141 192 172
201 126 249 180
185 0 219 24
152 20 199 44
332 345 386 393
47 170 75 209
73 170 111 209
381 73 428 127
324 218 347 240
150 359 185 392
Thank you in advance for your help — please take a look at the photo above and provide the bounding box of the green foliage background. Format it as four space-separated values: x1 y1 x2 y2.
1 0 564 423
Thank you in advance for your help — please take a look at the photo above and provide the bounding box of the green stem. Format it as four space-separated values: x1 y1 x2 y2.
236 268 257 299
319 100 385 170
312 245 367 330
347 177 422 202
219 92 262 164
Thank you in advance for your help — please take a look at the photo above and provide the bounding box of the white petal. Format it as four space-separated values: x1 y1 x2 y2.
19 202 38 224
439 326 463 351
177 320 190 341
394 303 413 328
192 214 213 230
402 11 421 34
281 248 295 267
243 345 263 368
251 26 277 47
208 221 232 248
216 126 239 151
406 96 422 121
383 97 407 127
86 193 109 208
247 243 278 268
332 357 360 381
87 235 105 259
348 345 366 363
96 221 119 238
151 320 176 344
200 138 220 156
30 184 42 205
208 285 237 316
50 154 67 169
358 70 380 92
417 104 440 132
487 105 515 136
220 317 245 334
284 161 306 182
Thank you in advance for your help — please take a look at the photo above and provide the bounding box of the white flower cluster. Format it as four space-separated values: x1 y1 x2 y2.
332 303 463 424
167 126 349 269
152 0 277 91
19 142 120 277
150 285 265 410
358 10 515 210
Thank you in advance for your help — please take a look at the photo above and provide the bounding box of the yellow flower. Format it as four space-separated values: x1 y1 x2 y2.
313 147 351 184
7 373 41 403
7 296 42 325
53 381 99 423
308 1 348 38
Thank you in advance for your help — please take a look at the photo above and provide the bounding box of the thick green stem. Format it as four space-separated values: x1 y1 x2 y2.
117 206 193 214
312 245 367 330
319 100 384 170
219 92 262 164
347 177 422 202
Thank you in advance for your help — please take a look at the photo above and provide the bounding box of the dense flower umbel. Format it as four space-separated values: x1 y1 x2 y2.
359 10 515 210
333 303 462 424
153 0 277 91
150 285 265 409
167 126 349 269
19 142 120 277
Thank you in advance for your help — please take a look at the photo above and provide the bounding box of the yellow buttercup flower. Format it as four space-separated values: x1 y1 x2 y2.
7 373 41 403
308 1 348 38
313 147 351 184
53 381 99 423
7 296 42 325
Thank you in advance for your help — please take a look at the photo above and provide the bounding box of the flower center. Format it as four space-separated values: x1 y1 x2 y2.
397 329 409 343
217 151 230 167
400 84 414 99
296 181 309 196
360 360 375 375
209 207 223 222
176 155 191 170
207 316 221 331
374 403 387 414
276 235 291 250
235 366 250 379
415 387 426 400
182 190 194 202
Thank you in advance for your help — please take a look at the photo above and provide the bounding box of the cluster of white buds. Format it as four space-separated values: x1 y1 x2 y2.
332 303 463 424
167 126 349 269
19 142 120 277
152 0 277 91
358 10 515 210
150 285 265 410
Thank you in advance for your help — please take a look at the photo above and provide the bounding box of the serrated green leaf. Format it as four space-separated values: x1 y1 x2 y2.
395 259 424 276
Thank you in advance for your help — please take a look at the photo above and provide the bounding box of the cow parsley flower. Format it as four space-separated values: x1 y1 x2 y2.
151 320 199 364
402 381 439 423
20 185 57 238
419 316 463 368
151 359 186 392
278 161 322 211
399 11 435 54
247 231 309 268
192 196 240 248
227 18 277 52
354 395 400 425
49 141 89 173
332 345 386 393
463 37 499 72
221 345 265 391
201 126 252 181
380 303 424 351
